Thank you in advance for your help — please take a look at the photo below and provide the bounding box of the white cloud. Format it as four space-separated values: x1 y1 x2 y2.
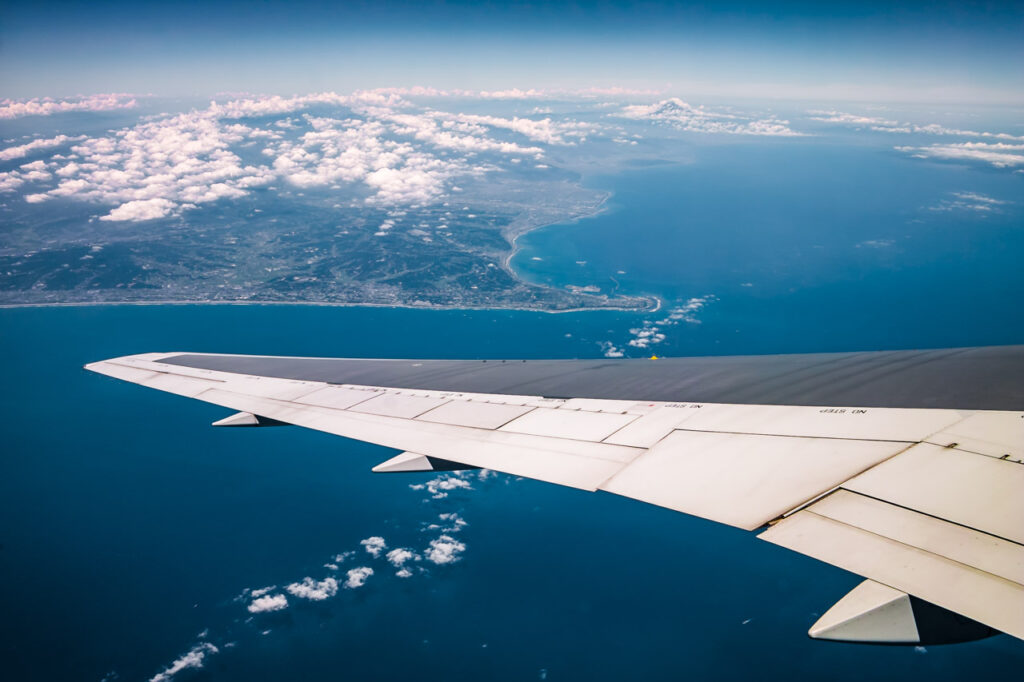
437 512 467 533
626 325 665 349
395 568 414 578
0 135 82 161
437 112 596 145
409 474 472 499
41 110 273 217
344 566 374 589
425 534 466 565
149 643 218 682
386 547 420 568
365 86 663 100
207 90 404 119
599 341 624 358
360 536 387 557
656 296 713 325
928 191 1009 213
388 112 546 154
285 576 339 601
269 116 473 205
621 99 801 136
98 197 178 221
250 585 276 598
0 94 137 119
896 142 1024 168
809 110 1024 141
807 110 899 127
0 89 621 215
248 594 289 613
603 296 715 357
953 192 1007 205
365 165 449 205
0 171 24 192
475 88 546 100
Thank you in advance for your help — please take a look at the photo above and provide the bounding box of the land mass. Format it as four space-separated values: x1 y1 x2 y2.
0 175 655 312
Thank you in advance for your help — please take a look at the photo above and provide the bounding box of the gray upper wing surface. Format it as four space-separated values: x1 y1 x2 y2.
85 346 1024 642
158 345 1024 410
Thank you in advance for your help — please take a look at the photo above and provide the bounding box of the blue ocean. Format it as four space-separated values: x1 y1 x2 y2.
2 140 1023 681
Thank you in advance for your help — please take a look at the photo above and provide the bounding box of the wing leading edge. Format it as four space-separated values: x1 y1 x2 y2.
85 351 1024 644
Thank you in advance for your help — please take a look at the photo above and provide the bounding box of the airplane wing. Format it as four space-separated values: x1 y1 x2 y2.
85 347 1024 645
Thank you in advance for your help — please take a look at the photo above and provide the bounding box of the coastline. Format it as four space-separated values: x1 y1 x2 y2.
499 189 613 275
0 296 662 315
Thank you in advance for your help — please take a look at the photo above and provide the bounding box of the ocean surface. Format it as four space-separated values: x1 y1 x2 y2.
2 138 1023 681
513 138 1024 354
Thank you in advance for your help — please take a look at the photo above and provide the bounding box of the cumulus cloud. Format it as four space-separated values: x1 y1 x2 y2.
386 547 420 568
437 512 467 532
208 90 403 119
0 134 82 161
626 325 666 349
621 98 801 136
344 566 374 589
248 594 289 613
360 536 387 557
599 341 625 358
601 296 714 357
424 535 466 565
0 94 137 119
388 112 545 154
41 110 273 217
269 115 473 204
896 142 1024 168
0 171 24 192
3 89 619 215
437 112 597 145
98 197 179 221
285 576 339 601
409 474 473 499
149 643 218 682
423 511 469 533
656 296 713 325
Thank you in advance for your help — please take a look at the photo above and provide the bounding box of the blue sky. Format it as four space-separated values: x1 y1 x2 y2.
2 1 1023 103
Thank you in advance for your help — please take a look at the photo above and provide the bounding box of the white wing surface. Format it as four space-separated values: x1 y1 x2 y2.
85 351 1024 644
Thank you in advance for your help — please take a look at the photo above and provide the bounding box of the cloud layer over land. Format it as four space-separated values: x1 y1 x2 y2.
0 94 138 119
0 90 626 221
